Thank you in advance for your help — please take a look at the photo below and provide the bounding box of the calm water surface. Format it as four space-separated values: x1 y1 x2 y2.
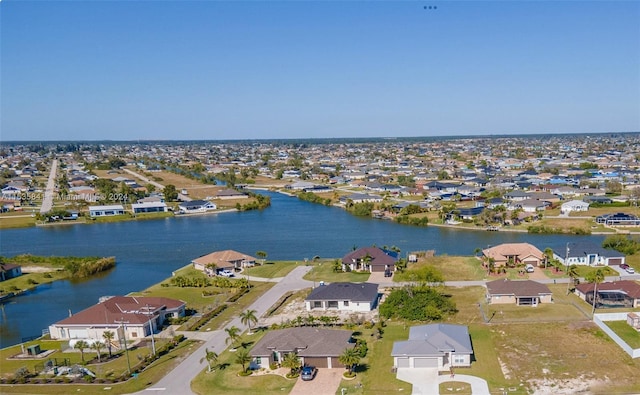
0 192 603 347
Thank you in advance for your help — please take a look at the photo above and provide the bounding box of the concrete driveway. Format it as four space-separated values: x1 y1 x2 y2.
396 368 439 395
289 368 343 395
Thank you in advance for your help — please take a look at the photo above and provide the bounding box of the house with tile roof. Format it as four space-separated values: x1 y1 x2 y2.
482 243 545 268
48 296 185 343
392 324 473 370
192 249 257 274
486 279 552 306
250 327 354 369
305 282 379 312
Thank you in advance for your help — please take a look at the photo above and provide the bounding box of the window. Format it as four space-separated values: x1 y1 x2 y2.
256 357 261 365
328 301 338 308
131 332 138 338
343 301 349 306
313 301 322 309
453 355 465 364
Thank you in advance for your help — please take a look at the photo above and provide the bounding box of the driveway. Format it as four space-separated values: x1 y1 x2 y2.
289 368 343 395
396 368 439 395
397 368 491 395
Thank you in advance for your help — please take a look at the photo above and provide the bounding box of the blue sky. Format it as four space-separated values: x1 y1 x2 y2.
1 1 639 141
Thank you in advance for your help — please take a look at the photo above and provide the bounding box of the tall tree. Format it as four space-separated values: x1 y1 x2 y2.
280 352 301 375
235 348 251 373
586 268 605 317
240 309 258 334
74 340 89 363
163 184 178 202
90 341 104 363
102 330 115 357
225 326 241 348
338 347 361 375
200 348 218 373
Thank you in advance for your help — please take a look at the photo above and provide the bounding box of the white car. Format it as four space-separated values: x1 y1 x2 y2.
219 269 234 277
626 267 635 274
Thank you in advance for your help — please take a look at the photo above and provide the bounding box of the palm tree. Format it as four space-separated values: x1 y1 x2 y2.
566 264 580 294
586 268 605 316
90 340 104 363
255 251 267 264
240 309 258 334
200 347 218 373
225 326 241 348
74 340 89 363
543 247 554 269
235 348 251 373
102 330 115 357
486 257 495 275
280 352 301 375
338 347 361 375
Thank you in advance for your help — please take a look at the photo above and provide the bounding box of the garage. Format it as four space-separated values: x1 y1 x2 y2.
371 265 385 272
413 357 439 368
330 357 344 368
523 259 538 267
396 357 410 368
304 357 328 368
608 258 623 265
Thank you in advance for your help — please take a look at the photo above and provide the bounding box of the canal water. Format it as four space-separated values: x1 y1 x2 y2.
0 191 603 347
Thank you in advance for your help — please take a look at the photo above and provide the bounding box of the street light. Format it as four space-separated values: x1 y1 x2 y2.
115 318 132 375
146 304 156 356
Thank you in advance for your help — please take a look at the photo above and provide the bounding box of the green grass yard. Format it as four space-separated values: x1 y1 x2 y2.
605 320 640 349
245 261 299 279
303 259 371 283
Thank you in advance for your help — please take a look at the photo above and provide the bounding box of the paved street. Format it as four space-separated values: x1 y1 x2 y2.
137 265 313 394
39 159 58 214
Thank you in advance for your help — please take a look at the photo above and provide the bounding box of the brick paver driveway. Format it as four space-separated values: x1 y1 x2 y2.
289 368 343 395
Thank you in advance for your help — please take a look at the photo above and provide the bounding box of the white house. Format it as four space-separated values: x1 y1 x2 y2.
392 324 473 370
178 200 216 213
131 201 168 214
560 200 590 213
554 242 625 266
305 282 379 312
89 205 126 217
48 296 186 344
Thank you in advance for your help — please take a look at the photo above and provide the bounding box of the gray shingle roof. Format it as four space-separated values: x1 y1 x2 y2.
305 282 378 302
250 327 353 358
486 279 552 297
392 324 473 357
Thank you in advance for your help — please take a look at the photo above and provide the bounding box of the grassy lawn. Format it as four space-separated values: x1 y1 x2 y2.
200 282 275 332
191 330 295 395
398 255 486 281
0 215 36 229
245 261 299 279
303 259 371 283
605 321 640 349
0 339 199 394
440 381 471 394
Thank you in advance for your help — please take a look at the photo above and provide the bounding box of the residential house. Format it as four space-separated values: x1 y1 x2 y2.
178 200 217 214
0 263 22 281
515 198 547 212
392 324 473 370
554 242 625 266
215 189 249 199
250 327 353 369
48 296 186 342
596 213 640 226
305 282 379 312
131 201 168 214
486 279 553 306
339 193 383 204
191 250 257 274
342 247 398 273
482 243 545 267
575 281 640 308
88 205 126 217
560 200 590 213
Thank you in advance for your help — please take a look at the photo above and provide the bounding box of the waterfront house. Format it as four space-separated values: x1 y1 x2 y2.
177 200 216 214
342 246 398 273
486 279 552 306
560 200 590 213
88 204 126 217
191 249 257 274
250 327 353 369
131 201 168 214
0 263 22 281
48 296 185 343
392 324 473 370
482 243 545 267
575 281 640 308
305 282 379 312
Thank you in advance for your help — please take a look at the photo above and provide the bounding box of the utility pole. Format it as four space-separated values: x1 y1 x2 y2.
565 242 571 295
146 304 156 356
115 318 131 375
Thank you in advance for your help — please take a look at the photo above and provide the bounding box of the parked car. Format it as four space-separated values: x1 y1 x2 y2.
384 269 392 277
300 366 317 381
626 267 635 274
525 264 535 273
620 263 629 270
219 269 234 277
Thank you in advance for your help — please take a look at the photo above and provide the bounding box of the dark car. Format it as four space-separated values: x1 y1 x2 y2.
384 269 392 277
620 263 630 270
301 366 317 381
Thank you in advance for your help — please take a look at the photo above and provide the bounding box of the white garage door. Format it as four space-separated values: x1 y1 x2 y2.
69 328 88 339
396 358 410 368
414 358 438 368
